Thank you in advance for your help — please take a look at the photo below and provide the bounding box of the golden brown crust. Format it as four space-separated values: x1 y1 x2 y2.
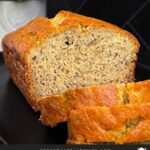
39 80 150 126
67 104 150 144
2 44 38 109
2 10 140 110
126 80 150 104
65 84 121 109
38 95 67 126
38 84 121 126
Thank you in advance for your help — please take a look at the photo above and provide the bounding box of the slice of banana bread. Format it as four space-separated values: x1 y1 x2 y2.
38 84 123 126
67 104 150 144
2 10 139 110
39 80 150 126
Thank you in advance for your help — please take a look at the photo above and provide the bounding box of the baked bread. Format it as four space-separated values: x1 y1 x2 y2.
67 104 150 144
2 10 139 110
39 79 150 126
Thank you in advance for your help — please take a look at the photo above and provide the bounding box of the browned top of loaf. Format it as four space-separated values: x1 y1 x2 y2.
2 10 140 62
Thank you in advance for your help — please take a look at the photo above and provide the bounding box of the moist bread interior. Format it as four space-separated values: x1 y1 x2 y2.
28 26 136 97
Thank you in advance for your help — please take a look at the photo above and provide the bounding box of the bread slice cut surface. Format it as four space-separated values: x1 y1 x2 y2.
2 10 139 110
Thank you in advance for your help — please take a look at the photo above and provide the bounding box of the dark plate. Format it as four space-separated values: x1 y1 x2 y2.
0 52 150 144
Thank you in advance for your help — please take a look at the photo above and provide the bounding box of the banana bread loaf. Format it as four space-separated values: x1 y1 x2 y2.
39 80 150 126
2 10 139 110
67 104 150 144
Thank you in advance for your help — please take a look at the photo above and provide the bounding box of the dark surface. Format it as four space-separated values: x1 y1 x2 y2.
1 0 150 144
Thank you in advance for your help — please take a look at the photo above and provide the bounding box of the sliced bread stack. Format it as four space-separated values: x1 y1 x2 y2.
39 80 150 127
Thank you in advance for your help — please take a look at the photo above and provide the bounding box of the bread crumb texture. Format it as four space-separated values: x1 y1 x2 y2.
2 10 139 110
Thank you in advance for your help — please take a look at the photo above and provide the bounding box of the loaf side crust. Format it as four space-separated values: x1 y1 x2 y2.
126 79 150 103
2 44 38 109
38 95 67 126
2 10 140 110
67 104 150 144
